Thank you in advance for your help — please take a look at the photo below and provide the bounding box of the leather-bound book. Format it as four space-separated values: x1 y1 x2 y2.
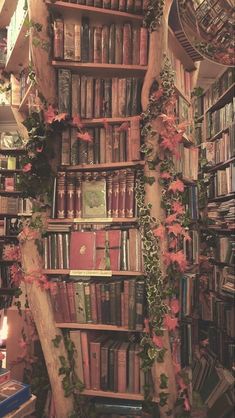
109 229 121 270
94 0 102 6
118 170 126 217
104 283 111 323
78 139 88 164
56 172 66 219
123 23 132 65
118 78 127 117
94 26 102 63
126 77 132 116
66 282 77 322
115 281 122 325
119 130 127 162
96 282 102 323
63 233 70 268
103 78 112 117
71 127 80 165
87 132 94 164
103 0 111 8
86 0 94 6
108 24 115 64
117 342 129 392
94 127 100 163
57 233 64 268
73 281 86 322
71 73 81 117
80 75 87 118
90 335 107 390
140 27 148 65
50 282 64 323
113 340 121 392
96 230 110 270
132 27 140 65
134 0 142 13
99 127 106 163
109 282 116 324
90 282 98 323
69 331 84 384
100 283 106 322
58 69 71 115
66 172 75 218
128 343 135 392
112 78 119 117
124 279 129 327
126 0 134 12
82 174 106 218
134 343 141 393
112 126 120 162
70 231 96 269
121 291 125 326
115 25 123 64
88 26 94 62
86 77 94 118
119 0 126 11
84 282 92 322
131 77 138 116
106 172 113 217
58 281 71 322
105 125 112 163
128 228 139 271
111 0 118 9
128 117 140 160
81 17 90 62
120 229 128 270
125 170 135 217
61 128 70 166
101 339 114 390
94 78 103 118
101 25 109 63
108 341 120 390
74 23 81 61
53 18 64 60
128 278 136 329
135 280 144 331
64 23 75 60
80 331 91 388
111 172 119 218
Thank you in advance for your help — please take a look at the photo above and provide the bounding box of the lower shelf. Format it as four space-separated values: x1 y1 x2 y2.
82 389 144 400
56 322 142 332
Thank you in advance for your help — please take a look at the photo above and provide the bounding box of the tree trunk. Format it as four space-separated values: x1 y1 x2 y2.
141 1 177 417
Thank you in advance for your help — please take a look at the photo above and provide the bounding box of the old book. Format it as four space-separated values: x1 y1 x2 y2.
132 27 140 65
95 230 110 270
131 78 138 116
109 282 116 325
71 73 81 117
53 18 64 60
69 330 84 383
84 281 92 322
111 0 119 9
56 172 66 219
90 335 107 390
58 69 71 115
103 78 112 117
87 129 95 164
66 282 76 322
50 282 64 323
126 170 135 217
108 24 115 64
101 339 114 390
128 343 135 392
134 343 141 393
73 281 86 322
80 75 87 118
58 281 71 322
128 117 140 160
134 0 142 13
71 127 79 165
100 283 106 323
90 282 98 323
94 78 103 118
57 233 64 268
94 26 102 63
128 279 136 329
111 172 119 218
66 172 75 218
112 78 119 117
124 280 129 327
74 23 81 61
113 340 121 392
64 23 75 60
99 127 106 163
94 0 102 6
70 231 96 269
108 341 120 391
80 331 91 388
120 229 128 270
109 229 121 270
106 172 113 217
118 78 126 117
112 126 120 162
140 27 148 65
126 0 134 11
118 170 126 217
101 25 109 63
119 0 126 11
63 233 70 268
96 282 102 323
86 0 94 5
94 127 100 164
126 77 132 116
88 26 94 62
119 131 126 162
128 228 139 271
81 17 90 62
75 172 82 218
86 76 94 118
123 23 132 65
115 24 123 64
105 126 112 163
105 283 111 324
115 281 122 326
135 280 145 331
82 178 107 218
117 342 129 392
103 0 111 8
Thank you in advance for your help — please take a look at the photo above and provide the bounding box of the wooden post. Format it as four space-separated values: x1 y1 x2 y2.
141 1 177 417
19 231 74 418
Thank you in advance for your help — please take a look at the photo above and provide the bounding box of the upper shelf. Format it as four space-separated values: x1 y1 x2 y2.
52 60 147 76
205 83 235 114
5 12 29 73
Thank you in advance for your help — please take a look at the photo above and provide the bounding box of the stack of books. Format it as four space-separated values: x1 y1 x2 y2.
0 197 32 215
184 184 199 220
206 199 235 229
0 367 32 417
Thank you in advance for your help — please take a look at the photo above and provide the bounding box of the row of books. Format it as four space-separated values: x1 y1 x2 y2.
207 163 235 198
207 326 235 373
54 170 137 219
206 199 235 230
205 100 234 139
204 67 234 110
184 184 199 220
168 48 192 99
53 18 148 66
214 235 235 266
50 277 145 329
0 174 21 192
0 217 22 237
179 274 199 318
59 0 146 13
6 0 27 62
68 330 152 393
43 228 143 271
0 156 21 170
61 121 141 166
183 229 199 265
173 144 199 181
58 70 142 118
0 197 32 215
207 265 234 297
201 125 235 166
200 293 235 339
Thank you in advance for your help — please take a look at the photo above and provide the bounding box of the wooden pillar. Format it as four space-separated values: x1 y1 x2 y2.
141 1 177 417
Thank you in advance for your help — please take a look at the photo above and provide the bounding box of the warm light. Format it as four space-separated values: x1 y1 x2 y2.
0 315 8 345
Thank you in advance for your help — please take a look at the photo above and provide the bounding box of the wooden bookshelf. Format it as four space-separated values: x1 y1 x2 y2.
174 85 191 105
80 117 137 126
82 389 144 401
46 0 143 22
0 148 26 155
52 60 147 76
206 156 235 173
48 217 138 224
56 323 141 332
208 192 235 203
43 269 144 276
207 124 232 142
5 12 29 73
64 160 145 171
205 83 235 114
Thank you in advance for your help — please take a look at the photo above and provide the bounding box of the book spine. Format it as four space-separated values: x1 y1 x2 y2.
75 172 82 218
128 279 136 329
134 0 142 13
64 23 75 60
71 74 81 118
109 282 116 325
94 26 102 63
90 282 98 323
126 77 132 116
112 125 120 162
101 25 109 63
123 23 132 65
66 172 75 218
111 0 119 9
59 282 71 322
132 27 140 65
140 27 148 65
126 0 134 11
61 128 70 166
84 282 92 322
134 344 140 393
86 0 94 6
104 283 111 324
58 69 71 116
108 24 115 64
99 127 106 163
130 117 141 160
53 18 64 60
88 26 94 62
96 283 102 323
119 130 126 162
111 172 119 218
101 344 109 390
119 0 126 11
118 78 126 117
56 172 66 219
74 23 81 61
57 233 64 269
66 282 77 322
115 24 123 64
135 281 144 331
94 127 100 164
126 170 135 217
103 0 111 8
94 78 102 118
74 282 86 323
105 126 112 163
111 78 119 117
86 77 94 118
81 18 90 62
106 172 113 217
94 0 102 5
103 78 112 117
50 283 64 323
117 344 128 392
118 170 126 217
81 331 91 388
124 280 129 327
115 281 122 326
80 75 87 118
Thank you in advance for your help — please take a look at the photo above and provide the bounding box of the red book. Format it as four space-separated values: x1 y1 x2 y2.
140 27 148 65
125 170 135 218
90 282 98 323
70 231 96 270
101 25 109 63
90 335 107 390
134 343 141 393
111 172 119 218
123 23 132 65
75 172 82 218
56 172 66 219
53 18 64 60
66 172 75 219
94 79 103 118
129 117 141 161
58 281 71 322
118 170 126 218
109 229 121 270
95 230 110 270
119 0 126 11
81 331 91 389
117 342 129 392
132 27 140 65
66 282 76 322
121 291 125 326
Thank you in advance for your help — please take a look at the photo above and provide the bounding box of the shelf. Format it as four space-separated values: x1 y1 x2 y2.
48 217 138 224
80 117 136 126
0 190 23 196
43 269 144 276
46 0 143 22
206 157 235 173
208 192 235 203
201 226 234 234
0 235 18 239
52 60 147 76
56 323 141 332
195 115 204 123
5 12 29 73
64 160 145 171
207 124 232 142
0 169 22 174
82 389 143 400
205 83 235 114
18 83 34 113
0 149 26 155
174 85 191 105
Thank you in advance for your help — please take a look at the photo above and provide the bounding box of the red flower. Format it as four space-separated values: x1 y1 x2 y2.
77 131 93 142
171 201 185 215
152 334 164 348
160 171 171 180
170 298 180 314
53 112 67 122
167 223 184 236
168 179 184 193
164 314 178 331
164 250 187 272
23 163 32 173
165 213 178 224
153 224 165 239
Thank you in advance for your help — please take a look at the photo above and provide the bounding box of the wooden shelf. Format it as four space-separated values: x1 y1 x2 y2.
208 192 235 203
56 323 141 332
46 0 143 22
80 117 136 126
5 12 29 73
0 190 23 195
43 269 144 276
0 169 22 174
52 60 147 75
206 157 235 173
18 83 34 113
0 148 26 155
64 160 145 171
48 217 138 224
205 83 235 114
82 389 144 400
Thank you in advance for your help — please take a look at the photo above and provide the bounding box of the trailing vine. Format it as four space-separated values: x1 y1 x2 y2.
143 0 166 31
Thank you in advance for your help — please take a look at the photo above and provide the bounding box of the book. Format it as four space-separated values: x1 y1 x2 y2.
69 330 84 384
82 178 107 218
117 341 129 392
58 69 71 116
70 231 96 270
64 23 75 60
53 18 64 60
0 380 31 418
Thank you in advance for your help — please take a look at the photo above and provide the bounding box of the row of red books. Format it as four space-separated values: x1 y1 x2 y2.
50 278 145 329
54 18 148 66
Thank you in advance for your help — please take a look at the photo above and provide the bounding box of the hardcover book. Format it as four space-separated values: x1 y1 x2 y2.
70 231 96 270
82 178 107 218
0 380 31 418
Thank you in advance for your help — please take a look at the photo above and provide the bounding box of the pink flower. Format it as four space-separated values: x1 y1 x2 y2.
160 171 171 180
153 224 165 239
77 131 93 142
36 146 43 153
53 113 67 122
170 298 180 314
44 105 56 124
165 213 178 224
164 250 187 272
168 179 184 193
164 314 178 331
152 334 164 348
171 201 185 215
23 163 32 173
184 396 190 411
167 223 184 236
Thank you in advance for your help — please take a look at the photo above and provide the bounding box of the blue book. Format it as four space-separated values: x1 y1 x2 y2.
0 380 31 417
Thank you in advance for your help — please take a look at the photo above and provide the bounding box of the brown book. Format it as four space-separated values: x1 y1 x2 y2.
64 23 75 60
90 335 107 390
112 78 119 117
81 17 90 62
74 23 81 61
99 127 106 163
103 78 112 117
133 343 141 393
118 78 126 117
119 130 126 162
109 229 122 270
112 126 120 162
125 170 135 217
128 343 135 392
126 0 134 12
113 341 121 392
121 291 125 326
105 126 112 163
131 77 139 116
86 77 94 118
126 77 132 116
56 172 66 219
115 25 123 64
123 23 132 65
88 26 94 62
80 331 91 388
66 172 75 218
58 69 71 115
86 0 94 6
61 128 70 166
94 26 102 63
101 339 114 390
87 129 95 164
71 127 79 165
111 172 119 218
140 27 148 65
103 0 111 8
128 229 139 270
53 18 64 60
94 0 102 6
90 282 98 323
117 342 129 392
66 282 76 322
111 0 119 9
71 73 81 117
124 280 129 327
118 170 126 217
134 0 142 13
101 25 109 63
106 172 113 217
95 230 109 270
132 27 140 65
50 282 64 323
108 24 115 64
94 78 103 118
119 0 126 11
80 75 87 118
96 283 102 323
69 330 84 383
58 281 71 322
128 117 140 160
